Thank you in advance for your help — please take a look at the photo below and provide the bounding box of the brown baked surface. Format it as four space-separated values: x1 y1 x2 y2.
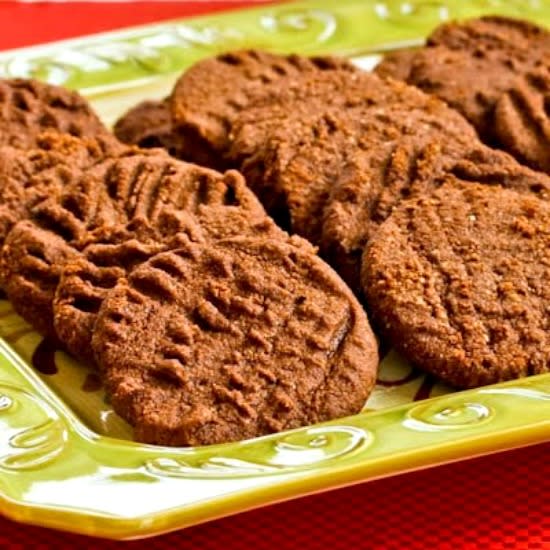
319 109 478 291
362 179 550 389
324 141 550 292
375 16 550 144
170 49 355 168
229 71 454 242
53 159 283 362
0 132 124 250
228 69 481 291
427 15 549 50
0 157 130 339
93 236 378 446
0 220 80 337
374 49 417 82
113 99 188 159
493 69 550 174
0 78 108 148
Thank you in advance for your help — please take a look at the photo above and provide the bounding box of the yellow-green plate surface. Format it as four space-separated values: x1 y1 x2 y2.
0 0 549 540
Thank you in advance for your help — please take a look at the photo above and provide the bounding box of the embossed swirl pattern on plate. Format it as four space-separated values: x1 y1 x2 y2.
0 7 336 90
0 24 242 88
404 396 494 432
0 383 67 471
146 425 372 479
373 0 451 25
259 8 337 43
373 0 541 22
403 383 550 433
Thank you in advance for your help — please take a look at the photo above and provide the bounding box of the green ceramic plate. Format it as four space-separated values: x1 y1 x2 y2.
0 0 549 540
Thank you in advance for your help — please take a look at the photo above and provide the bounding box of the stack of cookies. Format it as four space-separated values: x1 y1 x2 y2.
116 15 550 393
0 75 378 447
1 15 549 447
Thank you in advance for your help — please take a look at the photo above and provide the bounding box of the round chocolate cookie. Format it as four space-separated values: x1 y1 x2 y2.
93 236 378 446
53 160 282 362
362 179 550 389
0 78 108 148
228 69 477 269
0 132 124 249
322 139 550 291
494 69 550 174
114 99 188 159
170 50 355 168
375 16 550 141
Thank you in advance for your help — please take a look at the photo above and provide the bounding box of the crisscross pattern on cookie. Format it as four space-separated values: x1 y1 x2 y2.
93 237 377 446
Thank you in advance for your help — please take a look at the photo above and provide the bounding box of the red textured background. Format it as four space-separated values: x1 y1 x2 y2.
0 443 549 549
0 3 549 549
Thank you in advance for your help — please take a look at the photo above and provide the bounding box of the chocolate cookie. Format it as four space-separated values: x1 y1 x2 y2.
228 69 477 264
375 16 550 141
53 160 282 362
322 139 550 291
93 236 378 446
427 15 550 51
170 50 355 167
0 78 108 148
54 238 183 362
362 180 550 389
0 158 130 338
494 69 550 173
114 99 188 159
0 221 80 336
373 49 417 82
0 132 124 249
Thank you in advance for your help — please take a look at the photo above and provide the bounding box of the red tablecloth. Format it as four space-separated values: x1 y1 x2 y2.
0 3 548 548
